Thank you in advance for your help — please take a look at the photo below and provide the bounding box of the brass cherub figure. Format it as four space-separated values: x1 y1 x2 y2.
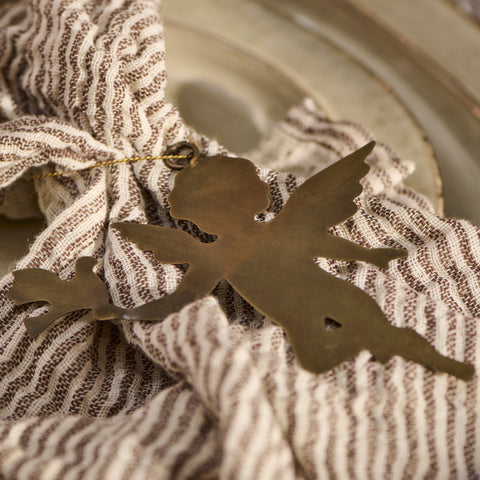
111 142 472 379
8 143 474 379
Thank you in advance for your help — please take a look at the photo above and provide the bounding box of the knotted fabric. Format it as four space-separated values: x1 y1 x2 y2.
0 1 479 478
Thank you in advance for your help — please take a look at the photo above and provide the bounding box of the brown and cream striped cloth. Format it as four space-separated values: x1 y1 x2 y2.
0 0 479 478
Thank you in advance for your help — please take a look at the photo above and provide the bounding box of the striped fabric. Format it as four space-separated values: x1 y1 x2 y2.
0 1 478 478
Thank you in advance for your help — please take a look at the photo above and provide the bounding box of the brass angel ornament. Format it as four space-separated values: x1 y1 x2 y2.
9 143 474 380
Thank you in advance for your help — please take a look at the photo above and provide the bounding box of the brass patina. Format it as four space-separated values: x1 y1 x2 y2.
8 143 474 379
9 257 121 336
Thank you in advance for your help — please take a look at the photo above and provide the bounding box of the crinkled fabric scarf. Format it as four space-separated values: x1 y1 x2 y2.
0 1 478 479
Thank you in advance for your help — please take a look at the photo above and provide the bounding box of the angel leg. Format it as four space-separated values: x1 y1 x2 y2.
348 291 474 380
283 275 473 379
371 324 474 380
285 318 363 374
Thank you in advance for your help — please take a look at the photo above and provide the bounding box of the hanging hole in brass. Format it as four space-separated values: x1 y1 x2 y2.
324 317 342 331
163 142 200 170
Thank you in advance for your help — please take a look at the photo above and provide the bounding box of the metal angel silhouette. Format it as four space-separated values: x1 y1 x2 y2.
8 142 474 379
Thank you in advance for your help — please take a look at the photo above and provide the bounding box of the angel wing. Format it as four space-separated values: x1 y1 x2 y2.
272 142 374 234
112 222 206 265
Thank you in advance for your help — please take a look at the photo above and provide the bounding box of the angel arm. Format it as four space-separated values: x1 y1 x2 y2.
112 221 223 321
112 222 204 264
314 234 407 269
121 260 222 321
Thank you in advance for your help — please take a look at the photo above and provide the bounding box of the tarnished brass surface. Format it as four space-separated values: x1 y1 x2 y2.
8 257 120 336
8 144 474 379
113 143 473 379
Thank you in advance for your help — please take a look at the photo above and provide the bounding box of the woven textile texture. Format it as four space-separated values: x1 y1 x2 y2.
0 0 479 478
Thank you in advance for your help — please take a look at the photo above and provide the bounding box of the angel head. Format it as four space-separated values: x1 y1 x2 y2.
168 155 270 235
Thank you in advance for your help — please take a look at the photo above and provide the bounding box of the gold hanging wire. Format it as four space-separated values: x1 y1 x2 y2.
30 142 200 179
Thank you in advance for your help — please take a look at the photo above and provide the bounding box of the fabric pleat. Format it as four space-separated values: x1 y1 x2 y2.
0 1 479 479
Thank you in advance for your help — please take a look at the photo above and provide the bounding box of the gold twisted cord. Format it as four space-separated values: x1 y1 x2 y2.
30 153 190 180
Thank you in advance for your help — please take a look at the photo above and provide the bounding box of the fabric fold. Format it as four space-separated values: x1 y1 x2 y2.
0 1 479 479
